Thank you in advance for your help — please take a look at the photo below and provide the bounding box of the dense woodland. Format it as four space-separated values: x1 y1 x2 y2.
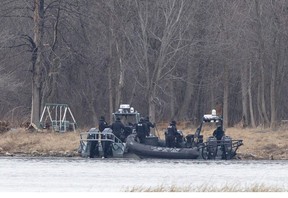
0 0 288 130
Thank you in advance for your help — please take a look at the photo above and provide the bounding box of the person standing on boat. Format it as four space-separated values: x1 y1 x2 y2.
135 118 148 143
110 117 125 141
144 116 155 137
165 120 178 148
98 116 109 132
98 116 111 158
213 125 225 140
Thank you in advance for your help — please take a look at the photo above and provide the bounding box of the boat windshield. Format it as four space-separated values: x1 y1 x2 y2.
113 113 140 126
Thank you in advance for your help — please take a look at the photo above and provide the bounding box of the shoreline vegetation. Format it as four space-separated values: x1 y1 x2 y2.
124 184 287 192
0 122 287 160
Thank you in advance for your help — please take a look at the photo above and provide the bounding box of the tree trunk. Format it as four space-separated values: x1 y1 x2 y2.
45 2 61 104
31 0 44 127
270 9 283 131
149 94 156 135
108 15 114 123
170 80 175 119
248 62 256 128
177 61 194 120
115 39 124 109
270 64 277 130
108 59 114 123
254 0 269 127
223 64 229 129
240 63 249 128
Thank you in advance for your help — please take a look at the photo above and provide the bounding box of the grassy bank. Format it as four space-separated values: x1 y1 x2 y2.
0 128 80 157
0 125 287 160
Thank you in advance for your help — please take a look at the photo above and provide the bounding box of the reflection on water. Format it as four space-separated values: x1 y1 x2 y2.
0 157 287 192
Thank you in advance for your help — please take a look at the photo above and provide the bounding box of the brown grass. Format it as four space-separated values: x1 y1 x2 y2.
0 125 288 159
125 183 286 192
0 128 80 156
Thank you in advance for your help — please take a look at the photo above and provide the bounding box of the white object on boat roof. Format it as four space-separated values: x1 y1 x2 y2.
120 104 130 109
212 109 216 116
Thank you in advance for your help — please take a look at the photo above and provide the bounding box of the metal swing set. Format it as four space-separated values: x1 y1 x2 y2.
39 103 77 132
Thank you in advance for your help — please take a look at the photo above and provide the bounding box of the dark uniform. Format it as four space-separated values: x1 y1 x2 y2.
213 126 224 140
88 130 100 158
110 117 125 140
136 118 147 143
165 121 178 148
144 116 155 137
98 116 109 132
89 137 97 158
98 116 111 158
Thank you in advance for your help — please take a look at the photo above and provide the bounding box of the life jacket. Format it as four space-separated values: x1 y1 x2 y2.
136 122 146 135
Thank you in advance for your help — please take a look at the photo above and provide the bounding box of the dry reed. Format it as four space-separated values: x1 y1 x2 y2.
124 183 286 192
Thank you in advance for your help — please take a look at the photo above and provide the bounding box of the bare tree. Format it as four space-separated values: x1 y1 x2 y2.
30 0 45 127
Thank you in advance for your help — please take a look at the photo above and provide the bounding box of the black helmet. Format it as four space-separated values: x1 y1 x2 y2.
140 117 144 122
171 120 176 125
145 116 149 121
116 117 121 121
100 116 105 120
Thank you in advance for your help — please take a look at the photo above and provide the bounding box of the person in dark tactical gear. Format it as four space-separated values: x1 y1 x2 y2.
88 129 99 158
110 117 125 140
89 134 98 158
144 116 155 137
175 130 184 148
135 118 148 143
98 116 112 158
213 125 225 140
98 116 109 132
165 120 178 148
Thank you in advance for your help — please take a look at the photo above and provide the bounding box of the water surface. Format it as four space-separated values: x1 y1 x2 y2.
0 157 287 192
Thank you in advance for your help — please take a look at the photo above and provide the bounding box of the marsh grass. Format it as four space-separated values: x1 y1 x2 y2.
125 183 286 192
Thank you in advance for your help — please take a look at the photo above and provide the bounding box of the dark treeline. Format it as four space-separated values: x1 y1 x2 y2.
1 0 288 130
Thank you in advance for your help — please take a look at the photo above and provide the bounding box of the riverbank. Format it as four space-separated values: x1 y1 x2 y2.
0 126 287 160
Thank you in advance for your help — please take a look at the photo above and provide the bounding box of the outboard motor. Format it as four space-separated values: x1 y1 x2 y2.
221 136 233 159
207 136 218 159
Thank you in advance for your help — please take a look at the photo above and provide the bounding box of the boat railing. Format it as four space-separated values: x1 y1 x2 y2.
79 129 126 156
80 131 124 144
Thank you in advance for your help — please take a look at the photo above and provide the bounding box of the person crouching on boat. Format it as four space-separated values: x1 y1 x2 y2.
165 121 178 148
136 118 148 143
110 117 125 141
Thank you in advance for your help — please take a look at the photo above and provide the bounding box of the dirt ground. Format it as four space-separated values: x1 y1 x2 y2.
0 124 287 160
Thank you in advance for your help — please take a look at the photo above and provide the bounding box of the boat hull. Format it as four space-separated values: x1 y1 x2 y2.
126 134 199 159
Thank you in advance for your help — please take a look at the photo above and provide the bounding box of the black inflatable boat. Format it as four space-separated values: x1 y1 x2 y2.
126 134 199 159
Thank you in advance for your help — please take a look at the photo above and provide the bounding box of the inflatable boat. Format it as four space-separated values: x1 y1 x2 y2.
79 106 242 160
126 134 199 159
